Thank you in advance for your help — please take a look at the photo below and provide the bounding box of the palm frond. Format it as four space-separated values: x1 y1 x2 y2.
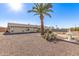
28 3 53 18
46 3 53 9
44 13 52 18
34 13 39 16
45 9 53 12
28 10 37 13
34 3 39 7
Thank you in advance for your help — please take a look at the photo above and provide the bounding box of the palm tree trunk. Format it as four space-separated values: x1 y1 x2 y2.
40 15 44 35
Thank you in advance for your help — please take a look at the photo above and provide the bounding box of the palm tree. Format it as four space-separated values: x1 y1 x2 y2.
28 3 53 35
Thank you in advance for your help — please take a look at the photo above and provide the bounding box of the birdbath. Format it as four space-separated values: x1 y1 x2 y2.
67 29 73 41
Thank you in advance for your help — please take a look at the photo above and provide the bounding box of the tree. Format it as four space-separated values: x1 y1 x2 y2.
28 3 53 35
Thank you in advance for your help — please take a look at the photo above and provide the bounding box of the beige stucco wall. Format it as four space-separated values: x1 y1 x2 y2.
9 27 27 33
7 23 40 33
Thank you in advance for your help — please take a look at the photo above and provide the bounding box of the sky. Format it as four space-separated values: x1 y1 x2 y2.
0 3 79 28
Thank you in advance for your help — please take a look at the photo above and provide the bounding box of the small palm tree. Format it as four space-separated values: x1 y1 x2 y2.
28 3 53 35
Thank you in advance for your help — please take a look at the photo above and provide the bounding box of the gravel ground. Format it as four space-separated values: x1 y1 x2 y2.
0 32 79 56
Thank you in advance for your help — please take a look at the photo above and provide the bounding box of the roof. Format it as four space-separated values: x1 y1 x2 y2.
8 23 40 28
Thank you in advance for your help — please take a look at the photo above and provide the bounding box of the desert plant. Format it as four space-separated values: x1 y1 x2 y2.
36 28 40 32
42 29 57 41
28 3 53 35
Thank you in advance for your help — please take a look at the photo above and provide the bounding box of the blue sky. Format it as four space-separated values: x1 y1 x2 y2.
0 3 79 28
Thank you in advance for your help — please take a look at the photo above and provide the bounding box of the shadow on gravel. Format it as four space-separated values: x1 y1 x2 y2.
61 39 79 45
46 38 79 45
46 38 62 44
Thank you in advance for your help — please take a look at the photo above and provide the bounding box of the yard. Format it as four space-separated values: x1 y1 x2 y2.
0 32 79 56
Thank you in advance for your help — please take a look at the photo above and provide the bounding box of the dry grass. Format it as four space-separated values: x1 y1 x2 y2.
0 32 79 56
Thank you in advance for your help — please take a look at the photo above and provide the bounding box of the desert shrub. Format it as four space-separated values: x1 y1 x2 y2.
36 28 40 32
49 30 52 34
42 29 57 42
70 27 79 31
36 29 40 32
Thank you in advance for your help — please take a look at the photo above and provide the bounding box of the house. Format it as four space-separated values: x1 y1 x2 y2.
6 23 40 33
